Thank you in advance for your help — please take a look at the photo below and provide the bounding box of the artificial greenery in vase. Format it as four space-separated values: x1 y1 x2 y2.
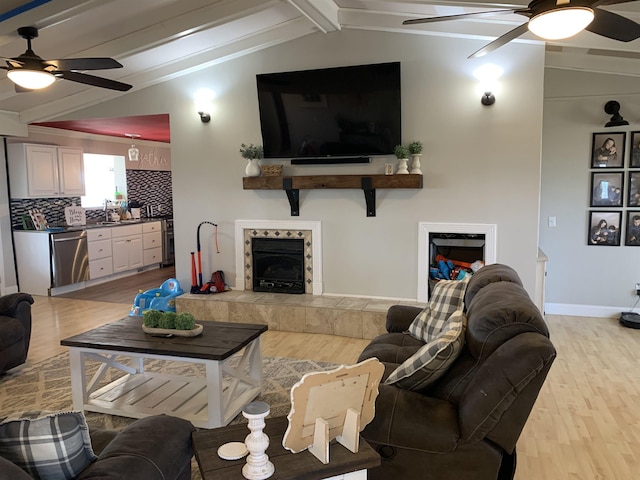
408 141 423 155
394 144 410 174
240 143 263 177
239 143 264 160
408 140 423 174
393 144 409 159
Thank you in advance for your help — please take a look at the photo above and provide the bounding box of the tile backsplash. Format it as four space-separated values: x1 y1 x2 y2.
10 169 173 227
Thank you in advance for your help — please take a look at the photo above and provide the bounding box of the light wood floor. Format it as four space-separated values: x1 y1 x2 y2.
14 291 640 479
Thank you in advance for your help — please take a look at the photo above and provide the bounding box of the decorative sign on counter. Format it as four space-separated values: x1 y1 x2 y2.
65 206 86 226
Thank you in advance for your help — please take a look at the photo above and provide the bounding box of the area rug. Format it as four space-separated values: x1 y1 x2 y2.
0 352 338 479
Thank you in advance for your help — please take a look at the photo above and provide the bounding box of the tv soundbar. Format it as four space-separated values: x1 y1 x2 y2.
291 157 371 165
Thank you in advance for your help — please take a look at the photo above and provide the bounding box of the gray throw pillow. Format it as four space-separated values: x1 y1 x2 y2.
408 277 469 342
0 410 96 480
385 310 467 391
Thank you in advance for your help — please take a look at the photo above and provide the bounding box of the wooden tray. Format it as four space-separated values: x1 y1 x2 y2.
142 324 203 337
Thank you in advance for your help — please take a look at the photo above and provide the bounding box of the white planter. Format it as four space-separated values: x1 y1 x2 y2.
245 158 262 177
410 154 423 174
396 158 409 174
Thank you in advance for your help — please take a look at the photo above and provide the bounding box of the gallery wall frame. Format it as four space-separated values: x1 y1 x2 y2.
591 132 626 169
631 132 640 168
590 171 624 207
625 211 640 246
588 211 622 246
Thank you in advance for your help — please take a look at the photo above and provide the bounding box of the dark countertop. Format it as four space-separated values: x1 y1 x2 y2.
13 217 171 234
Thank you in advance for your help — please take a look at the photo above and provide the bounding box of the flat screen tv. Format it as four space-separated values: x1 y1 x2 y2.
256 62 401 162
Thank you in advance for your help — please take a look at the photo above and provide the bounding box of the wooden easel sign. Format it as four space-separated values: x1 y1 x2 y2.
282 358 384 464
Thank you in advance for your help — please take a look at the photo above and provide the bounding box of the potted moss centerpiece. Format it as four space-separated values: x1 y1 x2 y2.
142 310 203 337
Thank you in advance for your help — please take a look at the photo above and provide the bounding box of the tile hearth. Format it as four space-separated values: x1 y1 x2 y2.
176 290 426 340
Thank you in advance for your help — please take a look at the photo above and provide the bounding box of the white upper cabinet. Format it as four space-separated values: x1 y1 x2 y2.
7 143 85 198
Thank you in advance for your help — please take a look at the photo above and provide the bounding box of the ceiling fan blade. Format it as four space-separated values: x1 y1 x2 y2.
587 7 640 42
403 9 518 25
468 22 530 58
46 58 123 71
57 71 132 91
592 0 638 6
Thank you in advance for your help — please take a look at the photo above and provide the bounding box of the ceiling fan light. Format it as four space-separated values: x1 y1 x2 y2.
528 7 594 40
7 69 56 89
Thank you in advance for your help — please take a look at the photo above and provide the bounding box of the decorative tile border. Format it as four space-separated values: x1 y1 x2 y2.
235 220 322 295
243 228 313 294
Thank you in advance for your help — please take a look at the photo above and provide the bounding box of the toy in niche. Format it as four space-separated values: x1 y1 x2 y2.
588 211 621 246
591 132 625 168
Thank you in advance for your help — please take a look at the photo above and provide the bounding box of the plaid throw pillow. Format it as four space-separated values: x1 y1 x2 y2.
385 310 467 391
0 410 96 480
409 277 469 342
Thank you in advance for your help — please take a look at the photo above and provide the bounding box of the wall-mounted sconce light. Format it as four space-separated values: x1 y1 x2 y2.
125 133 140 162
604 100 629 127
194 88 215 123
473 64 504 106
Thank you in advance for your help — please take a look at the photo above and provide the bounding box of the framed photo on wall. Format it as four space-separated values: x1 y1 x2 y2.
625 211 640 246
590 171 624 207
631 132 640 168
588 211 622 246
591 132 625 168
628 172 640 206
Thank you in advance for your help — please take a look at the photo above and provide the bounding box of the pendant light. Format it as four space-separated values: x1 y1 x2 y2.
125 133 140 162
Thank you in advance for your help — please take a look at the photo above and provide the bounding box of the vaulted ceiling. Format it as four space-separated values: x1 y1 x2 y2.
2 0 640 141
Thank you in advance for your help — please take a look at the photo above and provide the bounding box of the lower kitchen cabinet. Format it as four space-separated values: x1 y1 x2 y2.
112 234 144 273
88 228 113 279
143 222 162 266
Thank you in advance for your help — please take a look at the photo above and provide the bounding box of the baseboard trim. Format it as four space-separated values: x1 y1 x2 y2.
545 302 633 318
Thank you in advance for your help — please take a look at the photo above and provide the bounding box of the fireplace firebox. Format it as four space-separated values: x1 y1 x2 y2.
252 238 305 294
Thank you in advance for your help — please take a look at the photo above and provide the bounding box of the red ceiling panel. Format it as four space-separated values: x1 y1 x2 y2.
32 114 170 143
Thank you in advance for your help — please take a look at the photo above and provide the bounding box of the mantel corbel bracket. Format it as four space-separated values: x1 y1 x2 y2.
361 177 376 217
283 178 300 216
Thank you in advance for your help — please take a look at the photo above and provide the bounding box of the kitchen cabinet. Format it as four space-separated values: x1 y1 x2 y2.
7 143 85 198
111 224 143 273
142 221 162 266
87 228 113 279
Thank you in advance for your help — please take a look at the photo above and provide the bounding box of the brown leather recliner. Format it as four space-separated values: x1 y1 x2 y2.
358 264 556 480
0 293 34 373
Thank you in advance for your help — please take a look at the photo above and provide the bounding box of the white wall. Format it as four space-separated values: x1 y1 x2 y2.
541 68 640 315
41 29 546 300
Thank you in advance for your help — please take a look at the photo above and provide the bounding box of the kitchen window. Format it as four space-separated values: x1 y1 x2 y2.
81 154 127 208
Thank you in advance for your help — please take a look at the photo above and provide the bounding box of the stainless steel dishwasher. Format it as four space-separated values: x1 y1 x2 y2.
50 230 90 287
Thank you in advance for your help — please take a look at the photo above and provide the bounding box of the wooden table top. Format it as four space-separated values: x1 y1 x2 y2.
60 317 268 361
192 416 380 480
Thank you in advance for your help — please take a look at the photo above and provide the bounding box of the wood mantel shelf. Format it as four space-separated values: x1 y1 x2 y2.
243 174 423 217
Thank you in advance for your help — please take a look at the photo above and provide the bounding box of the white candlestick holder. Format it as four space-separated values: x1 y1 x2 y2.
242 401 275 480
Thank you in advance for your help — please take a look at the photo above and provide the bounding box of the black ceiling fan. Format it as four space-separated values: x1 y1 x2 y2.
1 26 132 92
403 0 640 58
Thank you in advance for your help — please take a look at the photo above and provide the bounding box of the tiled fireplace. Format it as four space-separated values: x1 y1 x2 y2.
234 220 323 295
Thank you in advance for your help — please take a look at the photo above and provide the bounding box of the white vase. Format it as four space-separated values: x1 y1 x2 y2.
410 154 423 174
245 158 261 177
397 158 409 174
